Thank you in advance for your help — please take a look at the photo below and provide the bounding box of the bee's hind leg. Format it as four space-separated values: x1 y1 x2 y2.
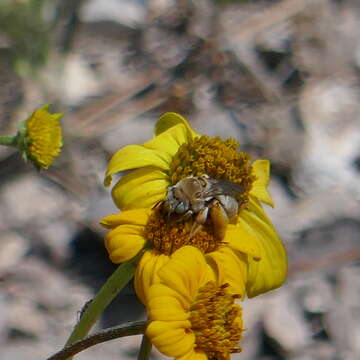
215 195 238 223
189 207 209 239
210 199 230 241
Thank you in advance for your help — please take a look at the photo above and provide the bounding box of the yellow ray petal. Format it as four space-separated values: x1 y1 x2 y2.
250 159 274 206
111 167 169 210
148 295 188 321
238 210 287 297
224 224 262 261
149 283 190 310
158 246 215 302
157 337 194 357
145 122 189 155
104 122 189 186
146 321 195 357
147 320 192 339
104 144 170 187
104 225 146 263
134 250 170 304
100 209 150 229
247 197 271 225
206 246 248 298
155 112 198 139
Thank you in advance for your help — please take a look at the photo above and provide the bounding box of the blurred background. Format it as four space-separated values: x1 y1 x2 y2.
0 0 360 359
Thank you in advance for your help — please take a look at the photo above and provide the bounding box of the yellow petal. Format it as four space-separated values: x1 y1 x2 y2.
148 283 190 310
104 122 189 186
247 197 271 225
104 224 146 263
239 210 287 297
104 144 170 186
111 167 169 210
155 112 198 140
145 123 189 155
158 246 215 303
148 295 188 321
134 250 170 304
100 209 150 229
224 224 262 261
250 159 274 207
146 320 195 358
206 246 247 298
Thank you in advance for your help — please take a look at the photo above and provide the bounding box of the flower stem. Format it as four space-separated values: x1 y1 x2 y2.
65 255 140 351
0 135 17 147
47 321 147 360
138 334 152 360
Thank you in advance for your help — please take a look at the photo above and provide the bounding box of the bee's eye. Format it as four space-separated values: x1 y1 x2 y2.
175 202 187 214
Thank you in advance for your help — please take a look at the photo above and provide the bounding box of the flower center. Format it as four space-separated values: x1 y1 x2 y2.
25 107 63 170
144 209 222 255
189 282 243 360
168 135 256 209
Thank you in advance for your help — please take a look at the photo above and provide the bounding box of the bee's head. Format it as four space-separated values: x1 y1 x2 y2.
161 185 190 217
161 186 178 213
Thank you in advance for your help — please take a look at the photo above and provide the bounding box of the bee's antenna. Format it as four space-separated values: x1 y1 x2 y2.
152 200 163 210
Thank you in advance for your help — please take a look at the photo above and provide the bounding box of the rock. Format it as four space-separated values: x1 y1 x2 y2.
36 221 77 264
5 301 47 340
239 296 267 360
0 175 67 228
80 0 146 28
263 287 311 354
58 54 103 106
0 232 29 274
289 342 335 360
294 79 360 197
325 266 360 358
301 277 332 314
192 106 247 142
101 116 154 153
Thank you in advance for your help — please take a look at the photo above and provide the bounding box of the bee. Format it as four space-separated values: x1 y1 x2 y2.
159 175 244 241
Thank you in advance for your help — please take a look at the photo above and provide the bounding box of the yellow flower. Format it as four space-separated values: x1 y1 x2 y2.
101 201 283 304
101 113 287 299
22 105 63 169
146 246 244 360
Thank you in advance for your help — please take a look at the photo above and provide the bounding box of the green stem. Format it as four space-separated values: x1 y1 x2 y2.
47 321 147 360
65 255 140 349
0 135 17 147
138 334 152 360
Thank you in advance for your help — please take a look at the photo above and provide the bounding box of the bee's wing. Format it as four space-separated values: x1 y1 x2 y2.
207 179 244 197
